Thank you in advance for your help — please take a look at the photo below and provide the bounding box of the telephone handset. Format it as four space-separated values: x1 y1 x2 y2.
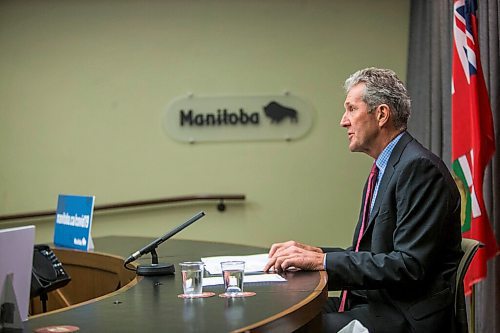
30 244 71 299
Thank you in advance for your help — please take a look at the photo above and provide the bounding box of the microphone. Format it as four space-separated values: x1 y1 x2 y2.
124 211 205 276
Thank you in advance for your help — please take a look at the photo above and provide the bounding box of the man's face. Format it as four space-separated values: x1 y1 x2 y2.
340 83 380 155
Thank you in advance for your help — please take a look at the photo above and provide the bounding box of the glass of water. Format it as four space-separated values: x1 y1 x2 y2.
179 262 204 296
221 261 245 296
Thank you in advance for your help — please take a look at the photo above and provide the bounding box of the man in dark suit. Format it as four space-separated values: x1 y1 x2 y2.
264 68 463 332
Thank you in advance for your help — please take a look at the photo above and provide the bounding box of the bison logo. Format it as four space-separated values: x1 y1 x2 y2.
263 101 298 124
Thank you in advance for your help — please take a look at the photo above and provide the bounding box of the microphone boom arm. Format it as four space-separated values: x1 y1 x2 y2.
124 211 206 275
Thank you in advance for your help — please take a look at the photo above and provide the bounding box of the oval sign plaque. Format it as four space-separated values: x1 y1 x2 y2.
162 94 314 143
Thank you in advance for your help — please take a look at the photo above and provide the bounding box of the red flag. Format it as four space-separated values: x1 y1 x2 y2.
452 0 498 294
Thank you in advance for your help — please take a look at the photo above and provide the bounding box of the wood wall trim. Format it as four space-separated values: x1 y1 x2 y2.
0 193 245 222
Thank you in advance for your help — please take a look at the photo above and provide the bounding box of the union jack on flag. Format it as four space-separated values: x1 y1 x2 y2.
451 0 498 294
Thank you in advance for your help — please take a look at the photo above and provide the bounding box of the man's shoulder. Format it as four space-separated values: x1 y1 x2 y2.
395 134 457 190
397 133 443 164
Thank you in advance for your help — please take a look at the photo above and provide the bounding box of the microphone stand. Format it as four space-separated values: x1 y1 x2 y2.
136 247 174 276
124 211 206 276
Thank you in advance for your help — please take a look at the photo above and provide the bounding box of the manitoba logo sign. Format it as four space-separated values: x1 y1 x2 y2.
163 94 314 143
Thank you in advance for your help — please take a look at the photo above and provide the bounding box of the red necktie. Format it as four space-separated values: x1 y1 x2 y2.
338 163 379 312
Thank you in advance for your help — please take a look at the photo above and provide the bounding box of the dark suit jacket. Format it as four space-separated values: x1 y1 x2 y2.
323 132 463 333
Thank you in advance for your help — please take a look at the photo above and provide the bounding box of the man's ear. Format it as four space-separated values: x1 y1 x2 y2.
376 104 390 127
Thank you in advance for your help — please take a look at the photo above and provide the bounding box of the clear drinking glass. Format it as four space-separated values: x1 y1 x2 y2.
179 261 204 296
221 261 245 296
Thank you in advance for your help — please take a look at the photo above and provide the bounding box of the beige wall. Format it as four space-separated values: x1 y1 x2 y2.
0 0 410 249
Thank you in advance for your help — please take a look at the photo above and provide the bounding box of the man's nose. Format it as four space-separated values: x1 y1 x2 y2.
340 112 349 127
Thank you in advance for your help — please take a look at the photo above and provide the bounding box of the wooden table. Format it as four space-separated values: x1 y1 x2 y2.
26 236 328 332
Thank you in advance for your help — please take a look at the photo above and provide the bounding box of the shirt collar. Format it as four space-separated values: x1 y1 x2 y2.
375 132 405 174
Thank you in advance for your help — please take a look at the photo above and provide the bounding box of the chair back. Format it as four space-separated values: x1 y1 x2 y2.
455 238 483 333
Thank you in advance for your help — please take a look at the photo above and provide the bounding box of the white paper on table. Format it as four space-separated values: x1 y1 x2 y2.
202 273 286 287
201 253 269 275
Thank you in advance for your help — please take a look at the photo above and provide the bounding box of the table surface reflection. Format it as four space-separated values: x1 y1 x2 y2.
26 236 327 332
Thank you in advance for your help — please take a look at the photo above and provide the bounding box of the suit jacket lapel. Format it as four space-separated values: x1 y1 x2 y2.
362 132 414 237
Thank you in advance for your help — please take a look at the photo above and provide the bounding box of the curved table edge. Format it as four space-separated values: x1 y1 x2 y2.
232 270 328 333
29 249 142 319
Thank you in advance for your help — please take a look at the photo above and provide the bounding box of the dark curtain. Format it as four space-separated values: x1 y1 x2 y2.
407 0 500 332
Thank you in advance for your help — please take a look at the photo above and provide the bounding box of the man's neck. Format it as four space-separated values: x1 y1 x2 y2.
369 130 405 159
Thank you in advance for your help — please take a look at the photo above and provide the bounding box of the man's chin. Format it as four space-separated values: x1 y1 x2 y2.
348 143 359 152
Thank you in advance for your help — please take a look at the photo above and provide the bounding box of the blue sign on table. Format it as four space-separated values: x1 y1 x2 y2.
53 194 95 251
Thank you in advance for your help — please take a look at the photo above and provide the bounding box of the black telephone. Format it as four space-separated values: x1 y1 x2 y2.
30 245 71 299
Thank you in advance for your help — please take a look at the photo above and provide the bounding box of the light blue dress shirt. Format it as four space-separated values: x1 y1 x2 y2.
370 131 404 213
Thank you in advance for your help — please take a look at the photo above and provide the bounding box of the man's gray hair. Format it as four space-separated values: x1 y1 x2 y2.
344 67 411 130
